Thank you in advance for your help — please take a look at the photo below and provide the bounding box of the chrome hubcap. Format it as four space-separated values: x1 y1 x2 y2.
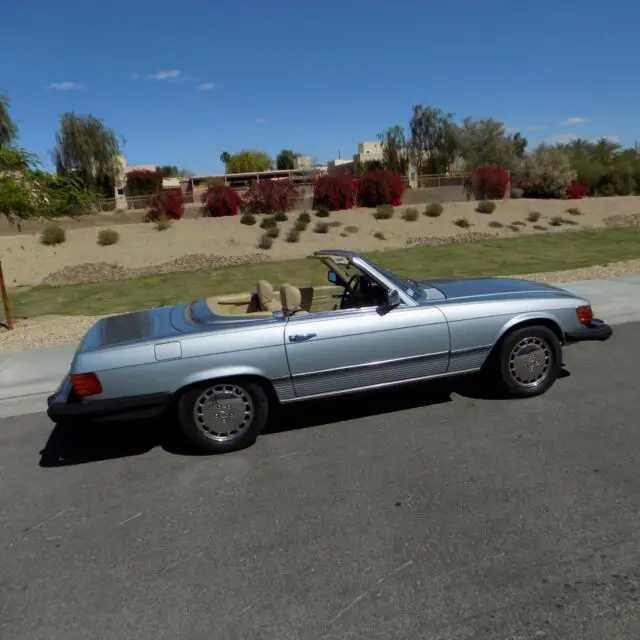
508 336 551 387
193 384 254 442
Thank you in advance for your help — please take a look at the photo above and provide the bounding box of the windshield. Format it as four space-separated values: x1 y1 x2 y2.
359 258 426 301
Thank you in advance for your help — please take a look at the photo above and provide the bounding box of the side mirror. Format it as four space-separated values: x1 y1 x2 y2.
327 270 338 285
386 289 401 308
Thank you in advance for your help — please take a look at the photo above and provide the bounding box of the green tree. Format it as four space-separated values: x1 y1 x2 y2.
522 146 576 198
378 125 409 174
219 151 231 169
276 149 298 170
225 150 273 174
0 95 18 149
408 104 458 175
157 164 179 177
53 112 123 196
454 117 524 173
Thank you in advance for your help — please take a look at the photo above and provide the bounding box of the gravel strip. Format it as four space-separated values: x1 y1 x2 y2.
2 259 640 352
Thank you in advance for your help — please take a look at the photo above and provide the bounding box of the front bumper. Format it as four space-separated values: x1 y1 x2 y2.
46 375 171 423
565 319 613 343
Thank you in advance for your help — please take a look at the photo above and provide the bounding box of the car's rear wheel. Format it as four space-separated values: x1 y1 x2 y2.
177 380 269 454
493 325 562 398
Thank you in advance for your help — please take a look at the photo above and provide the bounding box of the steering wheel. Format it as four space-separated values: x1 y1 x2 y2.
340 274 365 309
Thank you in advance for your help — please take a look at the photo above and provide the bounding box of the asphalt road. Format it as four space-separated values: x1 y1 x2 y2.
1 323 640 640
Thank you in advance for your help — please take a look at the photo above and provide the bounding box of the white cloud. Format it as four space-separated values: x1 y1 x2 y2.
131 73 141 80
197 82 215 91
150 69 181 80
506 124 549 134
48 81 83 90
255 117 266 124
561 116 589 125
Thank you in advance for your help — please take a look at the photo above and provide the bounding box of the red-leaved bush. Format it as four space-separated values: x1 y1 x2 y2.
201 185 242 217
145 188 185 221
356 170 404 207
312 174 357 211
467 167 509 200
241 180 299 214
566 183 587 199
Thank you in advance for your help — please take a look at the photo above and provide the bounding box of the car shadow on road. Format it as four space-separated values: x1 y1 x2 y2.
38 369 571 467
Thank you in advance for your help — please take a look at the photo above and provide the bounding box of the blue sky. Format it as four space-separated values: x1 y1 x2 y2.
2 0 638 175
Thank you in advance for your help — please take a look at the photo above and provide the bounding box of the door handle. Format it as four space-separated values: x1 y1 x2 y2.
289 333 317 342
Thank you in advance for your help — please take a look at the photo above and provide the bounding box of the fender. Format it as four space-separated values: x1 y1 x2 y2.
496 311 564 344
175 365 277 394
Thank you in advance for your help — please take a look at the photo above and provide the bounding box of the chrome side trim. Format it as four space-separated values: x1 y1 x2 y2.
450 344 493 355
280 367 480 403
290 350 450 379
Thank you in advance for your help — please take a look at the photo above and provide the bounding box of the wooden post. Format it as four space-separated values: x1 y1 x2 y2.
0 260 13 330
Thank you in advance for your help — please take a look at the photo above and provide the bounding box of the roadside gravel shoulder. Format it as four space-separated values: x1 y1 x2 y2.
2 259 640 352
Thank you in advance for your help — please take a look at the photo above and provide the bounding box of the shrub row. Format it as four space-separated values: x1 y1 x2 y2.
312 170 404 211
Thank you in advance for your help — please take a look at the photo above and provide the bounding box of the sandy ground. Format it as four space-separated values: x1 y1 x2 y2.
1 196 639 288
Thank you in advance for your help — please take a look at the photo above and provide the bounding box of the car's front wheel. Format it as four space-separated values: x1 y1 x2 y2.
177 380 269 454
493 325 562 398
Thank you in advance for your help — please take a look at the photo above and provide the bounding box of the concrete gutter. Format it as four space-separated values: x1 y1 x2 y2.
0 275 639 418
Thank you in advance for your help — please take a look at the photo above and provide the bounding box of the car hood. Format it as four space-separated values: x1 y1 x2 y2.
420 277 576 301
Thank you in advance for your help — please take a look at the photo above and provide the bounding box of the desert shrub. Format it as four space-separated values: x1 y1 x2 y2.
424 202 443 217
259 215 277 229
488 220 504 228
40 224 66 246
344 225 359 233
265 225 280 238
146 188 185 222
315 206 331 218
562 217 579 225
549 216 563 226
476 200 496 214
520 147 576 198
257 234 273 249
285 229 300 243
294 220 308 232
454 217 471 228
126 169 163 197
154 216 171 231
97 228 120 246
313 222 330 233
312 174 357 211
566 207 582 215
527 211 542 222
242 180 299 214
328 220 343 228
273 211 288 222
374 231 385 240
511 187 523 199
512 220 526 226
402 207 419 221
467 166 509 200
297 211 311 223
356 170 404 207
240 213 256 225
201 184 242 217
533 224 547 231
373 204 394 219
566 183 587 199
508 224 521 232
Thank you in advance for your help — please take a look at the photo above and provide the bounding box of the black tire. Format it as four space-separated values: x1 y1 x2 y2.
492 325 562 398
177 380 269 454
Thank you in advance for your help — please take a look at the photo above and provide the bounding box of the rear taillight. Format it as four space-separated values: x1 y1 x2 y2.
576 305 593 325
70 373 102 397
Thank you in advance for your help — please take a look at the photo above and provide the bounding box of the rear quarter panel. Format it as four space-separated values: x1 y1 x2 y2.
71 321 293 402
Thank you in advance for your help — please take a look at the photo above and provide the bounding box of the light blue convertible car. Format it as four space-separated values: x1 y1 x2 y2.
48 249 612 454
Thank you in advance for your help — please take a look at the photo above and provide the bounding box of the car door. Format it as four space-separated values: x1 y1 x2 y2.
283 304 450 399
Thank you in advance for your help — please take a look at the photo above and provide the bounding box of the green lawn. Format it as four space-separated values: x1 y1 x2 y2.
8 226 640 318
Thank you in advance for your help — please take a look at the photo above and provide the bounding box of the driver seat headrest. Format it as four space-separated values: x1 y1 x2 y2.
256 280 280 311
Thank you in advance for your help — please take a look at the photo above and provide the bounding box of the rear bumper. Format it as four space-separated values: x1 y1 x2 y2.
565 319 613 343
46 376 171 423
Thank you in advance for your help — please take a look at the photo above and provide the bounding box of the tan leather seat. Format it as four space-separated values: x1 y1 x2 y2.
256 280 281 311
280 283 310 315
